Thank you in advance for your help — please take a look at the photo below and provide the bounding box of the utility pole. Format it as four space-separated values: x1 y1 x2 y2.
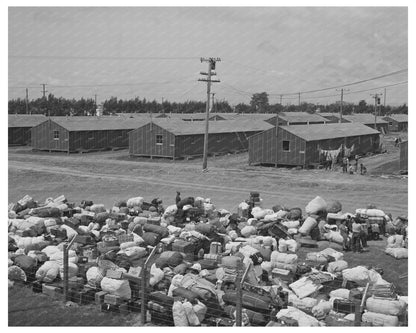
198 57 221 171
336 88 349 123
41 83 48 98
211 93 215 113
94 94 97 108
41 83 49 116
25 88 29 114
280 94 283 105
298 92 301 106
370 93 382 130
384 88 386 108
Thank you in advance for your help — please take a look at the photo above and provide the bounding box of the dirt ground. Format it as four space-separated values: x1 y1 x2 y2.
8 132 408 325
8 132 407 218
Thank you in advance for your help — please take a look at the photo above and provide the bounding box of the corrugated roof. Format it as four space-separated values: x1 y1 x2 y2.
343 113 388 124
383 114 408 123
147 118 274 135
278 112 328 123
47 117 149 131
280 122 380 141
8 114 47 128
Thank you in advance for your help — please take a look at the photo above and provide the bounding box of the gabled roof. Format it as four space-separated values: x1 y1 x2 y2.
8 114 46 128
139 118 274 135
45 116 149 131
278 112 328 123
343 113 388 125
383 114 408 123
280 122 380 141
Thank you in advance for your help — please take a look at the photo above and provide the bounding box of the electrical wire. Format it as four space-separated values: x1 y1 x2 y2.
8 55 200 60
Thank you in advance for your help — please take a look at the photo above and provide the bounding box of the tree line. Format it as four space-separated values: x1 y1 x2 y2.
8 92 407 116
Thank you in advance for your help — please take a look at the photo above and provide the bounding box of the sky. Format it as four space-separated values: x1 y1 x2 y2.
8 6 408 106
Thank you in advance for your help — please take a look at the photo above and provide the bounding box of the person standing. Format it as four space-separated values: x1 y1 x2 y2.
351 218 362 252
354 154 359 172
342 156 348 173
339 220 350 251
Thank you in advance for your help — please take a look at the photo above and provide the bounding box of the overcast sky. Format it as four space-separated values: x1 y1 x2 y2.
8 7 408 106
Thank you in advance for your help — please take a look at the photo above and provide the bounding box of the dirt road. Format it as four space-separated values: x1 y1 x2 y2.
8 148 407 217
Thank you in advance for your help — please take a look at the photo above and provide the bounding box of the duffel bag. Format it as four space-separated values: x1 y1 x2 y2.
287 208 302 221
14 255 36 272
194 223 216 236
361 311 399 326
143 224 169 238
101 277 131 300
95 212 110 224
35 207 61 218
366 296 407 316
172 286 200 302
299 216 318 235
142 232 162 246
159 251 184 267
223 290 272 313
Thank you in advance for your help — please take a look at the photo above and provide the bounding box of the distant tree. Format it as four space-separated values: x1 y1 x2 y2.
250 92 269 113
235 103 251 113
356 100 368 114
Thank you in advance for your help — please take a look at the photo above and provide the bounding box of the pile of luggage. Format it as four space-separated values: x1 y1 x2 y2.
7 193 408 326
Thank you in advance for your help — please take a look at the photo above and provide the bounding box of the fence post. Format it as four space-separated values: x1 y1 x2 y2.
355 282 370 326
63 244 68 302
236 262 251 327
63 235 78 302
140 244 159 325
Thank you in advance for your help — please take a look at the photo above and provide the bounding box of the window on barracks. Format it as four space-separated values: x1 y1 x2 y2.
53 130 59 140
156 135 163 145
282 140 290 152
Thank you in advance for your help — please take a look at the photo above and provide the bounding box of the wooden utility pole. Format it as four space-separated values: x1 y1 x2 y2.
336 88 349 123
298 92 301 106
371 93 382 130
280 94 283 105
25 88 29 114
384 88 386 108
41 83 48 98
198 57 221 171
211 93 215 113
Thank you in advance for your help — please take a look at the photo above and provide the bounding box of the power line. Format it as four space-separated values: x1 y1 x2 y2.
9 79 195 89
9 55 199 61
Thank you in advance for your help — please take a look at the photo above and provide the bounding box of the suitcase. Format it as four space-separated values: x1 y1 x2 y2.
104 294 123 306
148 291 174 307
299 238 318 248
210 241 222 254
95 291 108 305
222 290 272 313
70 288 95 305
172 239 195 254
332 298 357 314
199 259 218 270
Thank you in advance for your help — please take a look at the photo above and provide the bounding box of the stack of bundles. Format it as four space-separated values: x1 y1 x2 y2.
342 266 388 287
269 251 298 276
304 248 343 268
371 283 397 299
362 296 407 326
275 306 321 326
148 291 175 325
385 235 407 259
